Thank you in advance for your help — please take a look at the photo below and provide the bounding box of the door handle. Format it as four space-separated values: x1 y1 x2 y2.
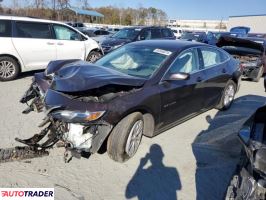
47 42 55 45
197 77 202 82
57 42 64 45
222 68 227 73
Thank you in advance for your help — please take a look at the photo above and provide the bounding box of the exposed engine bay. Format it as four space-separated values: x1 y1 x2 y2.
217 36 265 82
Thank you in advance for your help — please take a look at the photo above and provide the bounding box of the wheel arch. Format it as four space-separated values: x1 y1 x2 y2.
0 54 22 73
86 48 103 60
120 108 156 138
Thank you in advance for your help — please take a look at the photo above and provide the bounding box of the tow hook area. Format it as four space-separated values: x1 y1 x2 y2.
20 82 44 114
0 117 112 164
0 118 64 163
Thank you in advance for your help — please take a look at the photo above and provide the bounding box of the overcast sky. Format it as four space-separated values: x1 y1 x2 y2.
2 0 266 20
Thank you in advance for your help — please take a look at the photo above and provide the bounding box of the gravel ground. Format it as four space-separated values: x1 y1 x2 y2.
0 74 265 200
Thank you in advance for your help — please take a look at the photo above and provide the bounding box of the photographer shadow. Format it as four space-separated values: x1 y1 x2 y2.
126 144 182 200
192 95 266 200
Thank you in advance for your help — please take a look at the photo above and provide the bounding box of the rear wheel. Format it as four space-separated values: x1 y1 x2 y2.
216 80 236 110
86 51 102 63
0 56 20 81
107 112 144 162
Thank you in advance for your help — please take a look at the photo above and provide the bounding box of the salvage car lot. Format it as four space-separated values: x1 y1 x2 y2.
0 75 265 200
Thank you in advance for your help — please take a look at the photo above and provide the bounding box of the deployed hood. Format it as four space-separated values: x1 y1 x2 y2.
101 37 131 47
50 63 146 93
217 36 264 54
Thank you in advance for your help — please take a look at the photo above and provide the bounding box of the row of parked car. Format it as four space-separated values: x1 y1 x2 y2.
0 15 266 84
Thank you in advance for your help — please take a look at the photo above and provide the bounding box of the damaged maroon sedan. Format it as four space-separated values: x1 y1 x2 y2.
19 40 241 162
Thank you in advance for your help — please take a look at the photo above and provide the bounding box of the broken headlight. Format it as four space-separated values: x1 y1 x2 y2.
50 110 105 123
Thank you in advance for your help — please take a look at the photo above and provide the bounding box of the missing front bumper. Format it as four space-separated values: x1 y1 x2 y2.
20 82 45 114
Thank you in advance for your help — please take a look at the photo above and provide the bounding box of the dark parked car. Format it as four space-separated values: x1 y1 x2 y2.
101 26 175 54
248 33 266 39
225 78 266 199
230 26 250 38
19 40 241 162
80 28 113 43
180 32 216 45
217 36 265 82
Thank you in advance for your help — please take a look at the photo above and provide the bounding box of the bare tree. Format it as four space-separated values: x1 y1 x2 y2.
11 0 19 9
82 0 90 9
33 0 46 9
57 0 70 9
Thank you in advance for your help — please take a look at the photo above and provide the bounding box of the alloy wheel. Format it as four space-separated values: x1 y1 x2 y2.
87 53 101 63
125 120 144 157
0 61 16 79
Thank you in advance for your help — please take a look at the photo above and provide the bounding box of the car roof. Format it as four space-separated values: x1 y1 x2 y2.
127 40 208 52
0 15 69 26
122 26 170 30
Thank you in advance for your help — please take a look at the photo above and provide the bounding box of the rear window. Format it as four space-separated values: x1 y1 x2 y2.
0 20 11 37
15 22 52 39
200 47 227 68
161 29 173 38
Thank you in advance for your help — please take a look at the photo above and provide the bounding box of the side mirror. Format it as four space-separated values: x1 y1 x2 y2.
165 72 190 81
139 36 146 40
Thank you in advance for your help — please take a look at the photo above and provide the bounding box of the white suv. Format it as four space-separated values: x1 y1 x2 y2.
0 16 103 81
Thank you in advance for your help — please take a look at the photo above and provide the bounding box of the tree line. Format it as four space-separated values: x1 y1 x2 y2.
0 0 167 25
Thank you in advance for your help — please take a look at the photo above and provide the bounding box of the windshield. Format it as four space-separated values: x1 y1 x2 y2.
95 45 172 78
111 28 140 40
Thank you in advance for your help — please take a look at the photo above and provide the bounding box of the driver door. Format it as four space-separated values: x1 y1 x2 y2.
52 24 86 60
159 48 206 126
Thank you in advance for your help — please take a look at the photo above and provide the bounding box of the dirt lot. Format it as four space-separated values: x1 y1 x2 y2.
0 74 265 200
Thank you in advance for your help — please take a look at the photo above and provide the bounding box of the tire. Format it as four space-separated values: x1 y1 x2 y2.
0 56 20 81
252 66 264 82
107 112 144 162
86 51 102 63
216 80 236 110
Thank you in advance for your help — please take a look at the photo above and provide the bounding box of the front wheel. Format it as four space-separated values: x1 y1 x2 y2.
86 51 102 63
216 80 236 110
107 112 144 162
0 56 20 81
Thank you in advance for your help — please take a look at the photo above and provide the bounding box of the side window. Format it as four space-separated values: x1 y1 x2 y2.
53 25 81 41
161 29 173 38
15 22 51 39
0 20 11 37
101 30 109 35
200 47 224 68
94 30 101 35
169 48 199 74
218 50 230 62
139 29 151 40
151 29 162 39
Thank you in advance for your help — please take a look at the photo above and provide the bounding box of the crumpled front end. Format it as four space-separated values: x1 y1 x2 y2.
19 87 114 162
18 59 144 162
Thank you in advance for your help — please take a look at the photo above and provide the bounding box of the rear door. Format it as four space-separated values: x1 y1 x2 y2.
159 47 206 126
52 24 86 60
198 46 231 109
12 21 56 70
